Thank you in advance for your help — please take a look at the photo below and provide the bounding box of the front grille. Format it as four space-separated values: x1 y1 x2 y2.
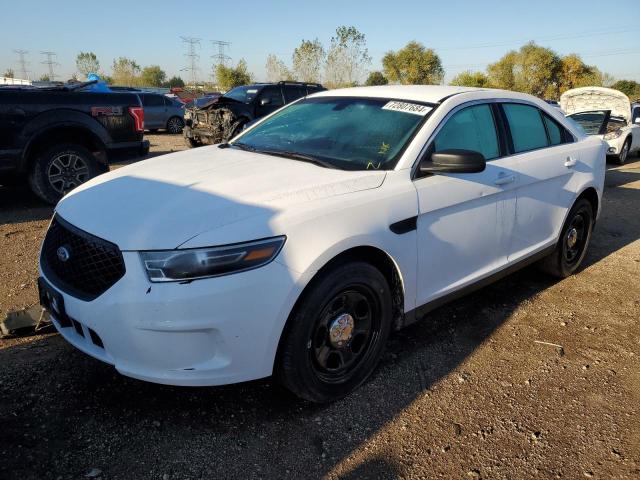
41 215 126 301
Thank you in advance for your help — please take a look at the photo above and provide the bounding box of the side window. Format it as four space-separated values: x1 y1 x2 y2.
143 94 164 107
283 85 306 103
632 107 640 124
164 96 174 107
542 113 565 146
503 103 548 153
432 104 500 160
258 86 284 107
306 85 323 95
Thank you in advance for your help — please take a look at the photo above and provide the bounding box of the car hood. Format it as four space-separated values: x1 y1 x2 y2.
56 146 386 250
560 87 631 122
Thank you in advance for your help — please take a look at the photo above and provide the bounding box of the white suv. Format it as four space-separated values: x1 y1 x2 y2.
39 85 606 402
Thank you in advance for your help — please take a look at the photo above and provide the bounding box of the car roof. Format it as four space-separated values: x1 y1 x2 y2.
311 84 548 105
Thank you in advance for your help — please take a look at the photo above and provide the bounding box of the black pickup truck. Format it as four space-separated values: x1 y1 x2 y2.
0 82 149 203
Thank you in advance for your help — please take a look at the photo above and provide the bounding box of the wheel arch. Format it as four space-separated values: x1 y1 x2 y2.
576 186 599 220
273 244 407 371
22 124 106 173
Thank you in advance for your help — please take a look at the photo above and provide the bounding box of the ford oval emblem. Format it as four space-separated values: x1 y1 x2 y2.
56 246 71 262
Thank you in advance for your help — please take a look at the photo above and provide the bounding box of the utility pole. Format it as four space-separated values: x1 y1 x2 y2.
211 40 231 86
40 51 59 80
180 36 201 87
14 49 30 80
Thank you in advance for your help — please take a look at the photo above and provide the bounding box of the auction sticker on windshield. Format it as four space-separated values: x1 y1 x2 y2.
382 101 432 116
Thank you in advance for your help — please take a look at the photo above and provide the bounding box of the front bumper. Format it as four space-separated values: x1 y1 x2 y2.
41 251 303 386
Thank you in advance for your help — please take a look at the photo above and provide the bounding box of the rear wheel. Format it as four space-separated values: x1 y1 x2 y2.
276 261 392 403
538 198 594 278
28 143 102 204
616 137 631 165
166 116 184 134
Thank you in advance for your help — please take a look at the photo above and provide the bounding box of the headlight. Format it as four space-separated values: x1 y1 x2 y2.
604 129 623 140
140 236 286 282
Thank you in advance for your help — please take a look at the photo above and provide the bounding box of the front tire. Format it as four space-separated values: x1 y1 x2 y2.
538 198 594 278
276 261 392 403
616 137 631 165
28 143 102 205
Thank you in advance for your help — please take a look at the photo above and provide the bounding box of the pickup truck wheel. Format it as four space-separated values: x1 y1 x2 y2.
538 198 594 278
616 137 630 165
166 116 184 134
28 143 101 204
276 261 392 403
224 120 247 141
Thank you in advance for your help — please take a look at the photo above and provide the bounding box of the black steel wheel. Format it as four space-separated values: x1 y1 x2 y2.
277 261 392 403
539 198 594 278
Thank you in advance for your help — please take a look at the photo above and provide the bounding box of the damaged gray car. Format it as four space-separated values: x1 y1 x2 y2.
183 81 325 147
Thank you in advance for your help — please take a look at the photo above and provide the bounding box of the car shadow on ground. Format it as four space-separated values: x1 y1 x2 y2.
0 158 639 479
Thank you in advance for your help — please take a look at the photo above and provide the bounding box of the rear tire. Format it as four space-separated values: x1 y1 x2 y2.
276 261 392 403
538 198 594 278
28 143 102 205
166 116 184 134
184 135 200 148
615 137 631 165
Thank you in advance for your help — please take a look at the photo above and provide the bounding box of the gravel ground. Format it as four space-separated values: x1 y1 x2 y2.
1 134 639 479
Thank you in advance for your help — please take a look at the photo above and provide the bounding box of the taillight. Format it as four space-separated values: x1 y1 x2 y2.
128 106 144 132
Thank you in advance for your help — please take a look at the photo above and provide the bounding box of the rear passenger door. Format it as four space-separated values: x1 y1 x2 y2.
501 103 578 261
141 94 165 129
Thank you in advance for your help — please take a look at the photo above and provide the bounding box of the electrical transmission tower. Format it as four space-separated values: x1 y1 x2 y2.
180 36 201 87
40 51 60 80
14 49 30 80
211 40 231 85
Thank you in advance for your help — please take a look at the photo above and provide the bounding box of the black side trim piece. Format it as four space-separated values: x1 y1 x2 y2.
400 245 555 328
390 216 417 234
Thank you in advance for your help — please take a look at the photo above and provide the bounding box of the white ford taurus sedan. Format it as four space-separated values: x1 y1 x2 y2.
39 85 606 402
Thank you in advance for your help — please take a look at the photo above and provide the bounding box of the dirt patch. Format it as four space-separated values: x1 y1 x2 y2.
0 145 638 479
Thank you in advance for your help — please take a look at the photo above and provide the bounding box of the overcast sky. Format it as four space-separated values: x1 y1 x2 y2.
2 0 639 83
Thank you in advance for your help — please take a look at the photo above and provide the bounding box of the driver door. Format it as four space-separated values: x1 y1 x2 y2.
256 86 284 118
414 103 519 306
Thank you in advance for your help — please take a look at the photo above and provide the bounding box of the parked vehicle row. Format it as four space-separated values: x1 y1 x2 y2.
38 85 606 402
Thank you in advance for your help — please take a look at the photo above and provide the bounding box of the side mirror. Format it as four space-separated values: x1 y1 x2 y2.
419 149 486 174
259 98 271 106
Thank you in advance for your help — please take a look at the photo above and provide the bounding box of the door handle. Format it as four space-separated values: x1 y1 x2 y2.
564 156 577 168
494 174 516 185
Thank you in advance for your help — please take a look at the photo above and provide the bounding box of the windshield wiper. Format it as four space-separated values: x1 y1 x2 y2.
227 143 338 169
254 149 338 169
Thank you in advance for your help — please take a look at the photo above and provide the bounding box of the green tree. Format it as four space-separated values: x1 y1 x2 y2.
39 74 51 82
111 57 140 86
487 42 561 98
365 71 388 86
292 39 325 83
324 26 371 88
76 52 100 78
382 41 444 85
265 54 293 82
611 80 640 99
139 65 166 87
164 76 185 88
3 68 15 78
450 70 489 87
215 59 252 91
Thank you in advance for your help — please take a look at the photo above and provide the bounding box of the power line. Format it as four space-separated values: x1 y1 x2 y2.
40 51 60 80
180 36 201 86
13 49 30 80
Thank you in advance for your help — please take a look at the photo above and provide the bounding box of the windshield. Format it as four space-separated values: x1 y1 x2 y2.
567 110 609 135
223 85 260 103
232 96 432 170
